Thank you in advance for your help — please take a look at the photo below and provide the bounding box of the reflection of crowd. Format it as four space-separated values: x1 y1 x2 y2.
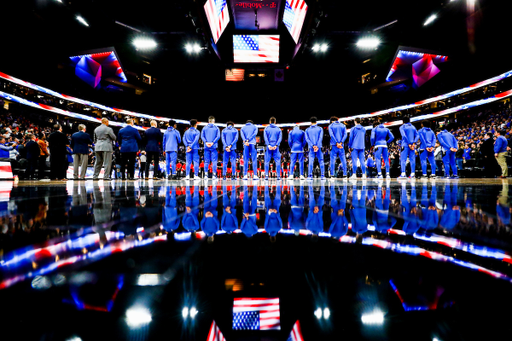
3 181 512 256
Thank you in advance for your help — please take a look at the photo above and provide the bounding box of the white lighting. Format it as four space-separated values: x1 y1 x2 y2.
190 307 198 318
312 43 328 53
126 307 152 328
76 16 89 27
424 14 437 26
185 43 202 54
356 37 380 49
314 307 323 319
133 38 157 50
361 311 384 325
182 307 189 319
323 307 330 319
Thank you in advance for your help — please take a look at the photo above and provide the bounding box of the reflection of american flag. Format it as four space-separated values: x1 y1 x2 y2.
207 320 226 341
204 0 230 43
233 35 280 63
287 320 305 341
283 0 308 43
232 297 281 330
225 69 245 82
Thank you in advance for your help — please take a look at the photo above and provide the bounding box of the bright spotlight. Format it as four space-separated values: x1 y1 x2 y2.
182 307 189 319
133 38 157 50
356 37 380 49
76 16 89 27
361 311 384 325
126 307 152 328
312 43 328 53
314 307 323 319
323 307 330 319
185 43 202 54
424 14 437 26
190 307 198 319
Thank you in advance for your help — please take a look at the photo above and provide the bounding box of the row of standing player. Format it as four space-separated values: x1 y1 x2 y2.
161 115 461 181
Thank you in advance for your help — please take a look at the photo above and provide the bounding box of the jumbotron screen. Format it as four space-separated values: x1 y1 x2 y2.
233 35 280 63
204 0 230 44
232 297 281 330
283 0 308 43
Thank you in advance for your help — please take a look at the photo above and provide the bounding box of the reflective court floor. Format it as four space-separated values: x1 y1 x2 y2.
1 178 512 341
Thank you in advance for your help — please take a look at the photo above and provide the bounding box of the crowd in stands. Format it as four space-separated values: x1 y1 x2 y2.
2 79 512 181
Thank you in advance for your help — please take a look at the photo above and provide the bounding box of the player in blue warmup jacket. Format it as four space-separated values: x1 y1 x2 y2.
183 119 201 180
162 120 181 180
264 185 283 241
240 120 259 180
370 119 394 178
306 184 325 234
289 185 306 233
305 116 325 180
436 128 459 178
418 120 437 178
201 116 221 179
328 116 348 179
288 125 306 179
399 116 419 178
221 185 238 233
263 117 283 180
221 121 239 180
348 117 367 179
182 185 200 232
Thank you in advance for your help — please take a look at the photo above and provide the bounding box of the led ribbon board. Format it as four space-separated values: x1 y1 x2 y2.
1 67 512 127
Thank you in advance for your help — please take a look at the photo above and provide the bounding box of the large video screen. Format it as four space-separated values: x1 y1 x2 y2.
232 297 281 330
283 0 308 43
233 35 280 63
204 0 230 44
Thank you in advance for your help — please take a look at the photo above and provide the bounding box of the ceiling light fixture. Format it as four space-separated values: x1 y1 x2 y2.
133 38 157 50
76 16 89 27
356 37 380 50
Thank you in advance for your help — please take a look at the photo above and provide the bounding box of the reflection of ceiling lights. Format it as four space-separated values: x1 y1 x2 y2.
185 43 202 54
126 307 152 328
361 310 384 325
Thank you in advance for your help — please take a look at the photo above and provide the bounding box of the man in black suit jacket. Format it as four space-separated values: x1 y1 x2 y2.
25 134 40 180
144 120 163 179
481 132 500 177
48 124 70 180
71 124 93 180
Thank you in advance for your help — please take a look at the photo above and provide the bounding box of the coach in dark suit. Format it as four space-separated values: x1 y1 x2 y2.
71 124 93 180
25 134 40 180
118 119 142 180
48 123 70 180
144 120 163 179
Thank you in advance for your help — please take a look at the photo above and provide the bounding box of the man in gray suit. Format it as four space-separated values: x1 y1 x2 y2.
93 118 116 180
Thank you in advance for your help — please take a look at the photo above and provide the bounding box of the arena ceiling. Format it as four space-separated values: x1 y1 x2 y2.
1 0 511 121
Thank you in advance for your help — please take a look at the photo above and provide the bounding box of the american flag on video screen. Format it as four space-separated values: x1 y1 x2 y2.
287 320 305 341
225 69 245 82
283 0 308 43
204 0 230 43
207 320 226 341
233 35 280 63
232 297 281 330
